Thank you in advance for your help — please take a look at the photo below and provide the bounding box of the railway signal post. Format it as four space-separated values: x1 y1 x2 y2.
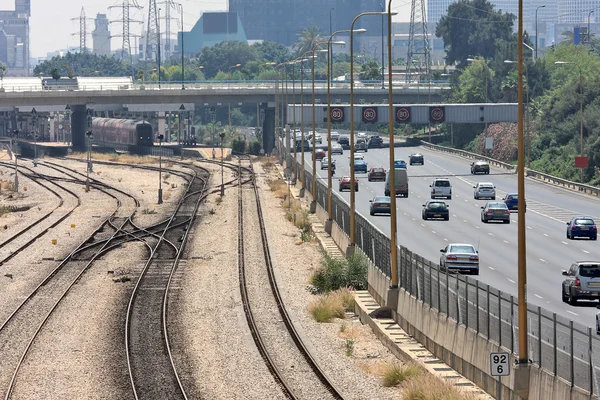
157 133 164 204
31 108 37 167
220 131 225 196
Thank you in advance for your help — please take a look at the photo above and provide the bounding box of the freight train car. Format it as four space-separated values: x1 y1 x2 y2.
91 117 153 153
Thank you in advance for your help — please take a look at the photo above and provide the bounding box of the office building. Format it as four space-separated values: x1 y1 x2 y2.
0 0 30 76
179 12 247 54
92 14 111 56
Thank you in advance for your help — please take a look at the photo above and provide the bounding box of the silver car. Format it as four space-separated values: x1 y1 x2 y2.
562 261 600 305
439 243 479 275
331 143 343 155
481 201 510 223
473 182 496 200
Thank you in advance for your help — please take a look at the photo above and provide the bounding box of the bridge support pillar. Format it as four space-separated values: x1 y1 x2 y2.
71 104 88 152
262 103 275 155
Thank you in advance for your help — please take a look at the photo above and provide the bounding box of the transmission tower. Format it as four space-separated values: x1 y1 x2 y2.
144 0 159 61
406 0 430 85
71 7 93 53
109 0 143 60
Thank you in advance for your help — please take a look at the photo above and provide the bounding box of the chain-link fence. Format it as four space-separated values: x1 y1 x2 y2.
297 159 600 395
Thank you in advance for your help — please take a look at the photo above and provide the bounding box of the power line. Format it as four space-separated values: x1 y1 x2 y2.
145 0 159 61
71 7 94 53
109 0 144 60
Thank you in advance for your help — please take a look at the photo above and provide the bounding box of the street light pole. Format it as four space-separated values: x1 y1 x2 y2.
325 31 356 233
329 8 335 88
220 131 225 196
381 2 385 89
157 133 164 203
555 61 584 183
85 110 93 192
505 60 530 167
157 7 162 89
535 5 546 60
349 11 388 255
176 2 184 89
310 46 327 213
588 10 594 48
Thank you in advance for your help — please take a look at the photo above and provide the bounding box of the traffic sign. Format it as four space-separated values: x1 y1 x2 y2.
330 107 345 123
490 352 509 377
362 107 378 123
429 106 445 123
395 106 411 123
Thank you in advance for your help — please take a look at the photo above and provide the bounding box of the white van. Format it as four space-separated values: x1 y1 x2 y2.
385 168 409 197
430 178 452 199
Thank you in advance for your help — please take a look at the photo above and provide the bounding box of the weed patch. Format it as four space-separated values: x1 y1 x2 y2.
402 373 478 400
142 208 157 215
310 251 368 293
344 338 355 356
308 295 346 322
381 362 422 387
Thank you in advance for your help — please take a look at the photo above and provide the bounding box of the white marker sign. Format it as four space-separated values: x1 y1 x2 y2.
490 352 510 376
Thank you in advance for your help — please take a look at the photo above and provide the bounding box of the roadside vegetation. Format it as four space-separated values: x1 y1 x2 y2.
310 250 368 294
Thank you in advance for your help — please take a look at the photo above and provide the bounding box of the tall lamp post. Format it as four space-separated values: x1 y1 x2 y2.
505 60 530 167
309 45 328 212
157 133 164 204
173 2 184 89
325 31 361 233
31 108 38 167
297 54 313 197
329 8 335 87
348 10 389 255
535 5 546 60
157 7 162 89
380 2 385 89
588 10 595 47
555 61 584 183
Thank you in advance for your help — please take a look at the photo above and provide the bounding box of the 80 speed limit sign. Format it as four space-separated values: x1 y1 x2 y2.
490 352 509 376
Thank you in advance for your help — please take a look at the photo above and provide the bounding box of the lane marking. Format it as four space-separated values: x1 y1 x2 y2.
527 226 532 230
562 241 568 245
582 249 590 254
507 278 516 284
534 294 543 299
488 232 494 236
543 233 549 237
567 310 579 316
540 259 547 263
503 240 509 244
489 266 495 270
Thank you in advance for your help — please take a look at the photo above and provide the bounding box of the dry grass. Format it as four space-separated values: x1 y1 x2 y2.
267 178 288 199
308 294 346 323
380 362 423 387
71 152 156 164
331 288 355 312
402 373 479 400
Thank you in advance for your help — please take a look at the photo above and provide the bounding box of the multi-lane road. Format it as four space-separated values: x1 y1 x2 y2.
303 143 600 331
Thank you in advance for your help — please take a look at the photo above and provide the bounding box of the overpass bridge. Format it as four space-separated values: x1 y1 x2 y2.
0 81 449 153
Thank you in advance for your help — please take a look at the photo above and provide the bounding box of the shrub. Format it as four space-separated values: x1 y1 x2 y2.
248 140 262 155
346 252 368 290
310 251 348 293
232 136 246 153
381 362 422 387
344 338 355 356
308 295 346 322
331 288 356 312
402 373 478 400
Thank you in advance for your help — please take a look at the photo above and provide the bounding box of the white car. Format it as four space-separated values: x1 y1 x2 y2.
352 153 364 161
331 143 343 155
331 131 340 141
357 132 368 140
473 182 496 200
439 243 479 275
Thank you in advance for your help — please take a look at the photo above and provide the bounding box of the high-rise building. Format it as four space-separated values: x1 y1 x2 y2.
93 14 111 56
228 0 384 49
0 0 30 76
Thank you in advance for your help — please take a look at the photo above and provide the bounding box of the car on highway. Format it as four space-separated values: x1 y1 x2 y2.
473 182 496 200
353 159 368 173
480 201 511 223
338 136 350 149
409 153 424 165
331 143 343 155
369 196 391 215
368 135 384 148
562 261 600 305
352 153 364 161
357 132 368 140
314 149 327 160
471 160 490 174
331 131 340 141
307 131 322 144
422 200 450 221
394 159 407 169
430 178 452 200
320 157 330 170
503 193 524 212
385 168 409 197
566 217 597 240
339 176 359 192
355 138 368 152
367 167 386 182
439 244 479 275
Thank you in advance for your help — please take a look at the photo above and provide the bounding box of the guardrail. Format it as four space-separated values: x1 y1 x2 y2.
291 149 600 398
421 140 600 197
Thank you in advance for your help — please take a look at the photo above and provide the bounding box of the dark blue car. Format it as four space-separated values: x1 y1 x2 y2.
503 193 525 212
567 217 597 240
353 160 368 173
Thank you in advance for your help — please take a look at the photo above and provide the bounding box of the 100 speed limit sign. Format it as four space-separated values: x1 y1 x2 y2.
490 352 509 376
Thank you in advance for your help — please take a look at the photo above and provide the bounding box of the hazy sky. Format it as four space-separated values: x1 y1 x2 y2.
0 0 410 58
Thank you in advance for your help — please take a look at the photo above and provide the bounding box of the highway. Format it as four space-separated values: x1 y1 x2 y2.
299 142 600 387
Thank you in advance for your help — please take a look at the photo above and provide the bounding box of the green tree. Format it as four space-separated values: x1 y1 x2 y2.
34 52 130 77
293 25 324 57
435 0 515 67
251 41 292 64
197 41 258 79
359 61 381 81
50 67 61 80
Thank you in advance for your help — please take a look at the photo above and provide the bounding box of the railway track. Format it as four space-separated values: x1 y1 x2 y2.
125 163 210 400
237 156 345 400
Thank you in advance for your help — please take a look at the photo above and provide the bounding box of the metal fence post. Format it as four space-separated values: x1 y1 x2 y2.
372 238 376 266
510 295 515 353
570 320 574 387
476 279 480 334
465 276 469 328
498 291 502 348
446 268 450 318
589 327 593 395
437 265 441 312
421 257 425 301
553 313 557 376
429 262 432 307
538 306 542 365
486 284 490 338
